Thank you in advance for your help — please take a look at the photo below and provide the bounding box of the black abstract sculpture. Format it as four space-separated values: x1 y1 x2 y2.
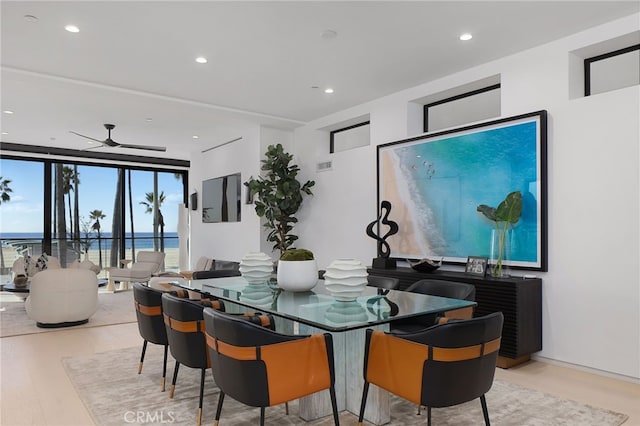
366 200 399 269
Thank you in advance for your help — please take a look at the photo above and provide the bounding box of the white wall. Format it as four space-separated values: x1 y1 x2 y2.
188 123 263 264
293 14 640 379
188 124 296 264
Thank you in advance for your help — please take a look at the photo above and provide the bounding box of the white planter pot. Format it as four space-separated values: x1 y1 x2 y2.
277 259 318 292
324 259 368 301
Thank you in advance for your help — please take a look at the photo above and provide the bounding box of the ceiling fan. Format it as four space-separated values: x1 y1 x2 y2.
70 123 166 152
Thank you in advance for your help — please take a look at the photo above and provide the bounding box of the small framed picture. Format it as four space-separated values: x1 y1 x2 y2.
465 256 488 277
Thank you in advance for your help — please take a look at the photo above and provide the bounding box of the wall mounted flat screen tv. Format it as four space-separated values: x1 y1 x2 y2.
202 173 241 223
377 110 547 271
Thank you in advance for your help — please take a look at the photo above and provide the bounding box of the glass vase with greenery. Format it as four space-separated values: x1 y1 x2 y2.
477 191 522 277
244 144 315 256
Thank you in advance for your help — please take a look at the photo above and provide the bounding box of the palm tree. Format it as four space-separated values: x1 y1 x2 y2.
89 209 106 268
110 170 124 267
0 176 12 272
0 176 12 204
55 164 68 265
61 166 80 242
73 165 80 252
140 190 166 252
127 170 135 259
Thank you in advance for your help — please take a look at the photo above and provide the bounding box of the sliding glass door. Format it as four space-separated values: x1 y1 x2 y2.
0 155 187 277
0 158 44 275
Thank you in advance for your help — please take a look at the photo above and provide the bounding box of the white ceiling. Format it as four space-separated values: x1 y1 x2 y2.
1 1 638 160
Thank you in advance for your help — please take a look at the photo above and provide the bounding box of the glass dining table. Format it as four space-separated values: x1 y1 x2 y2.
157 276 476 425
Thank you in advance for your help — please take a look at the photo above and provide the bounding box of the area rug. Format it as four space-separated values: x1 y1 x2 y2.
0 290 136 337
62 346 628 426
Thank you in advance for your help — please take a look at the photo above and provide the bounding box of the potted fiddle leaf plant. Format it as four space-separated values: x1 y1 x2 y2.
244 143 315 257
477 191 522 277
277 248 318 292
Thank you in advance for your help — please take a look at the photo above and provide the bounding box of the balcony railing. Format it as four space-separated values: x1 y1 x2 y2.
1 236 180 278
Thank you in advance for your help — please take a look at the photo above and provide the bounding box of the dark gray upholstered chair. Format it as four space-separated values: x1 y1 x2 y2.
191 260 241 279
358 312 504 426
203 308 340 426
132 282 191 391
161 293 225 426
391 279 476 333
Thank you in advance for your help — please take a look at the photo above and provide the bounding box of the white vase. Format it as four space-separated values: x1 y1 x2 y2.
277 259 318 292
324 259 368 301
239 252 273 284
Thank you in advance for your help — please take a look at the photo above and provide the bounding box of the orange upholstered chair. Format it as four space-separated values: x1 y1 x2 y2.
203 308 340 426
132 282 192 391
161 293 225 426
358 312 503 426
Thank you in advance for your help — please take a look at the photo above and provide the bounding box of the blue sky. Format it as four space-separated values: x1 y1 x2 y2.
0 159 184 234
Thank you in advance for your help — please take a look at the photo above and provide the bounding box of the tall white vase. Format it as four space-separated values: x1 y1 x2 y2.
324 259 368 301
239 252 273 284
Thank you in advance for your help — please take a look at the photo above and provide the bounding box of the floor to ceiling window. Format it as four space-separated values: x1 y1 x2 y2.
0 158 44 274
124 170 184 271
0 154 187 277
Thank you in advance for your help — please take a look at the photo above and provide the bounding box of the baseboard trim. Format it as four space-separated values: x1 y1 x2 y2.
532 355 640 384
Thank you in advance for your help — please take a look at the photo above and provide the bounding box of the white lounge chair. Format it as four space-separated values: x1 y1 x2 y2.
107 251 165 292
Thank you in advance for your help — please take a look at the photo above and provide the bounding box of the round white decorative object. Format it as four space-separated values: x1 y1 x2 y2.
324 259 368 301
277 259 318 292
239 252 273 284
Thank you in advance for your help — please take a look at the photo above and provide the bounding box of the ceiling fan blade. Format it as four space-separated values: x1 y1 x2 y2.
118 143 167 152
69 131 104 143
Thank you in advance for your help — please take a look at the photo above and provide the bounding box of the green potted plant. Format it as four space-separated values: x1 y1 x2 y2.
477 191 522 277
277 248 318 292
244 143 315 257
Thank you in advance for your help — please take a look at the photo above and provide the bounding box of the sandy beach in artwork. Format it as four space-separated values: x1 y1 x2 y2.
1 245 180 279
380 150 433 258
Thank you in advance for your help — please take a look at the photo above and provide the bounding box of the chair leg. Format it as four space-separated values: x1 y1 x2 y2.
480 395 490 426
213 391 225 425
169 361 180 399
329 385 340 425
138 340 147 374
161 345 168 392
417 404 421 415
196 368 205 426
357 381 370 426
284 402 289 415
260 407 265 426
427 406 432 426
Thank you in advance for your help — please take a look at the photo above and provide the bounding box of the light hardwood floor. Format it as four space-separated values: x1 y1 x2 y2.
1 322 639 425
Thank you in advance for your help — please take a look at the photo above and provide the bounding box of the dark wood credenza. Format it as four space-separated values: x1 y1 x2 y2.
368 267 542 368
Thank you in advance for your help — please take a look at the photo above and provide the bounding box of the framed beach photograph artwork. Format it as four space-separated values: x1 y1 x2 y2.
376 110 548 271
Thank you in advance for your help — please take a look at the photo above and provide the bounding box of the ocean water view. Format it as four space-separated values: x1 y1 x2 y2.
0 232 179 250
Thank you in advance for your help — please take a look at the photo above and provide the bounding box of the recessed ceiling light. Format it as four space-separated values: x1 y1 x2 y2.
321 29 337 40
2 110 14 115
1 132 8 135
65 24 80 33
324 88 334 94
459 33 473 41
195 57 208 64
192 135 199 139
145 117 153 122
24 15 38 23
